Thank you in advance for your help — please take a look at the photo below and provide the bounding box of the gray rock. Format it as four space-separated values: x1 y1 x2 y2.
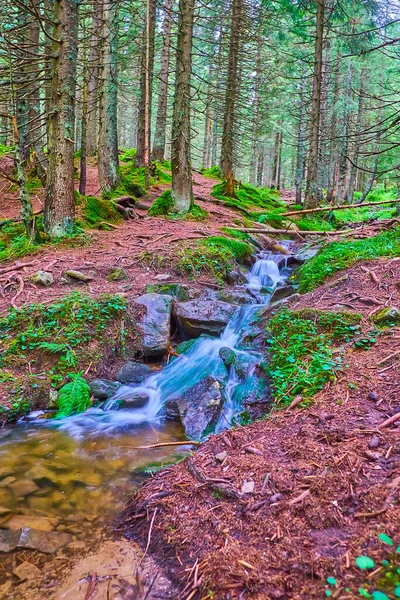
241 480 255 494
107 267 128 281
0 529 20 552
215 451 228 463
145 282 190 301
31 270 54 287
47 388 58 409
219 347 248 379
165 376 225 439
155 274 171 281
115 361 152 384
89 379 121 399
218 289 254 305
270 285 295 303
134 293 173 357
368 435 381 449
371 307 400 326
17 527 72 553
64 270 94 282
114 392 150 409
173 299 236 338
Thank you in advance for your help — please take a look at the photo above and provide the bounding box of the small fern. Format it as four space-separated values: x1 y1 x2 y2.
37 342 70 354
56 374 92 419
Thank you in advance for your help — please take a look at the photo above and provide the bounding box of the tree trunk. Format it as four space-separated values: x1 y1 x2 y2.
44 0 78 238
134 0 156 168
211 28 225 167
202 59 215 169
220 0 242 180
295 67 307 205
346 68 365 203
152 0 173 162
98 0 119 194
170 0 194 212
326 52 341 202
86 0 102 156
249 36 262 186
304 0 324 209
79 76 88 195
336 61 352 204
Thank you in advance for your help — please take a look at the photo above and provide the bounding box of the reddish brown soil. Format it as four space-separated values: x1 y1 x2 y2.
0 170 244 315
117 260 400 600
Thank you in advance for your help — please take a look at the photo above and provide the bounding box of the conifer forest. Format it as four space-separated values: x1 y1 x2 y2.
0 0 399 599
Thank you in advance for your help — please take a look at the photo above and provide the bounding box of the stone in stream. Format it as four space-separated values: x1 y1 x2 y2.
0 529 20 552
270 284 295 303
115 361 152 384
134 293 173 356
217 289 255 305
113 392 150 410
31 270 54 287
279 247 319 268
13 561 42 581
227 270 247 285
232 371 270 406
145 282 191 301
165 376 225 440
219 347 248 379
173 299 237 338
4 515 58 532
17 527 72 553
8 479 39 499
89 378 121 399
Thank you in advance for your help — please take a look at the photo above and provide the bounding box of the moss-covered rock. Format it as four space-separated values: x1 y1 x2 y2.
370 306 400 326
107 267 128 282
145 282 190 301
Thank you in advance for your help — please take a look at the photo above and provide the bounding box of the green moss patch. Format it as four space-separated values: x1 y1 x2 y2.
212 181 284 216
81 195 122 228
201 166 222 179
149 190 173 216
265 309 362 406
0 292 131 422
298 228 400 292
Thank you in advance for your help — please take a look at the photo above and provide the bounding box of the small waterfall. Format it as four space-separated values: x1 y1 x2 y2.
48 252 290 438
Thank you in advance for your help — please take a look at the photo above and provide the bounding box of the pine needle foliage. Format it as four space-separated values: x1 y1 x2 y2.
56 374 91 418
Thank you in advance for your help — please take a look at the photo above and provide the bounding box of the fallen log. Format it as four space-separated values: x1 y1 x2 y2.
282 198 396 217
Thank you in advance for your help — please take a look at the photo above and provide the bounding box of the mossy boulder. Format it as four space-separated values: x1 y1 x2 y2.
115 361 152 384
134 293 173 356
217 289 254 305
145 282 190 301
173 299 237 338
107 268 128 282
370 306 400 326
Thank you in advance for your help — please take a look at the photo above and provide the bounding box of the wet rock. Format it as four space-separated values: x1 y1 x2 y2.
17 527 72 553
155 273 171 281
173 299 236 338
115 361 152 384
89 378 121 399
368 435 381 449
371 306 400 326
31 270 54 287
219 347 248 379
145 282 190 301
134 293 172 356
8 479 39 499
227 270 247 285
280 248 319 268
13 561 42 581
270 284 295 303
114 392 150 409
165 376 225 440
0 507 11 517
0 476 16 487
4 515 58 532
47 388 58 409
219 347 236 368
217 289 254 305
232 371 270 406
64 269 94 282
0 529 20 552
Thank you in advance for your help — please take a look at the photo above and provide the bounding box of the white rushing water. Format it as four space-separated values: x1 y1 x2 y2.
28 253 289 439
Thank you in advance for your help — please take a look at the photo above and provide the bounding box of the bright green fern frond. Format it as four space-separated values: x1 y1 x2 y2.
37 342 70 354
56 374 91 419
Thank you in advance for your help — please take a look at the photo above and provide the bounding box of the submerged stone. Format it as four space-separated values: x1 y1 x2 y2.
0 529 20 552
232 371 270 406
89 379 121 399
115 361 152 384
134 293 173 356
4 515 58 532
114 392 150 410
17 527 72 553
165 376 225 439
173 299 236 338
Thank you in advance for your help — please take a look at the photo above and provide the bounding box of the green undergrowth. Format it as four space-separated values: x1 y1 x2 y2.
0 143 11 156
176 236 252 281
212 181 284 215
149 190 208 220
0 292 130 421
265 309 362 406
0 219 89 264
103 159 172 201
78 195 122 228
298 227 400 292
56 374 91 419
201 166 222 179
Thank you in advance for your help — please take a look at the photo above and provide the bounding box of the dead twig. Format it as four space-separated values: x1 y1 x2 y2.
378 412 400 429
132 441 201 449
10 275 24 309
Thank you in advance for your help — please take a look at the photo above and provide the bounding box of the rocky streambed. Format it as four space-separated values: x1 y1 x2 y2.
0 243 311 595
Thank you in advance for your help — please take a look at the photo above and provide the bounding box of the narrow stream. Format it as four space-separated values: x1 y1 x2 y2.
0 250 291 545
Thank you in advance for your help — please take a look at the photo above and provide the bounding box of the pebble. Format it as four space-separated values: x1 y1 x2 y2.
269 493 282 504
215 451 228 463
368 391 379 401
241 480 255 494
368 435 381 449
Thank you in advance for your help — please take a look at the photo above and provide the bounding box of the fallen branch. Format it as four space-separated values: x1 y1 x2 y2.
132 441 201 449
282 198 397 217
378 412 400 429
98 221 120 229
186 457 241 500
376 349 400 366
288 489 310 506
0 260 37 276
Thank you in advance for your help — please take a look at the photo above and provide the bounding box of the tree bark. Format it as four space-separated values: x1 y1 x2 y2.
336 61 352 204
170 0 194 212
326 52 341 202
346 68 365 202
295 67 307 205
220 0 242 181
304 0 325 209
152 0 173 162
249 36 262 185
134 0 156 168
44 0 78 238
86 0 103 156
98 0 119 194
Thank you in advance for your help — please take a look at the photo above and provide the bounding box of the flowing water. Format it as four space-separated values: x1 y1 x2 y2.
0 251 290 545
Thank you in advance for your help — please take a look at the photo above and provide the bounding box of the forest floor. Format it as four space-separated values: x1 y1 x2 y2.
0 166 399 599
